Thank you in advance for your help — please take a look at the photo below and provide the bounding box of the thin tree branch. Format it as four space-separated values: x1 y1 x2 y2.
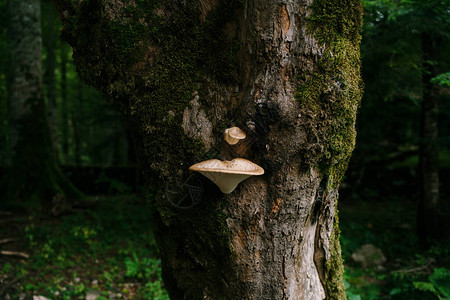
0 250 29 259
392 260 434 274
0 238 18 245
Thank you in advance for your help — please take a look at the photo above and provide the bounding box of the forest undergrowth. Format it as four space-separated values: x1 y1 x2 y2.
1 191 449 299
341 195 450 299
0 196 168 299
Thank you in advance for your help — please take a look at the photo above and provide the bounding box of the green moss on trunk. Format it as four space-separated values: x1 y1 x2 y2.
297 0 363 189
298 0 364 298
325 209 346 299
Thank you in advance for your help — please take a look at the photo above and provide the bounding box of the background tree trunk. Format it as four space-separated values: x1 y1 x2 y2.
73 80 82 166
60 42 70 164
52 0 363 298
418 32 441 247
43 2 59 158
3 0 82 207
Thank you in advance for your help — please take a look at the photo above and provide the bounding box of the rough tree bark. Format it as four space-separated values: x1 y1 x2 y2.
51 0 363 298
3 0 82 207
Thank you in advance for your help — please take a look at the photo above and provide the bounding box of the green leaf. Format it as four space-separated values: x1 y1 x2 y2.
2 262 12 273
389 288 402 295
431 72 450 87
413 281 438 294
347 292 362 300
430 268 450 298
344 279 350 289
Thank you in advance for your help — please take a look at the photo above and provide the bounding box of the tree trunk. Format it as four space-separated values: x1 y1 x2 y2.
73 80 82 166
4 0 13 167
52 0 363 298
3 0 82 207
61 42 70 164
43 2 59 158
418 32 441 247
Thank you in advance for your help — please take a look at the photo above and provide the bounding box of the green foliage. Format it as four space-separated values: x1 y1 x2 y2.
124 253 160 280
140 281 170 300
430 268 450 298
414 268 450 299
344 274 381 300
0 196 166 299
124 253 169 299
431 72 450 87
356 0 450 165
341 198 450 300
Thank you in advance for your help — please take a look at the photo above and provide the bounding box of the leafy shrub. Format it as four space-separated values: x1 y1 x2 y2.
414 268 450 299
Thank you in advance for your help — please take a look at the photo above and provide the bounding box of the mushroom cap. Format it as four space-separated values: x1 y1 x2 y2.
224 127 246 145
189 158 264 175
226 127 246 139
189 158 264 193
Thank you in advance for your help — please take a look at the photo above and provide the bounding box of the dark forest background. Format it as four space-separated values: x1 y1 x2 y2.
0 0 449 299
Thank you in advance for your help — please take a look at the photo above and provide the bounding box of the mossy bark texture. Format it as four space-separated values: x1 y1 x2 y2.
52 0 363 299
4 0 82 208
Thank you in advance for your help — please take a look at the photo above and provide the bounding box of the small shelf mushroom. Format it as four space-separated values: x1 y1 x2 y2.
189 158 264 194
224 127 246 145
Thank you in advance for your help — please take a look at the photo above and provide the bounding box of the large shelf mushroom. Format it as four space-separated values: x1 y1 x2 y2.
189 158 264 194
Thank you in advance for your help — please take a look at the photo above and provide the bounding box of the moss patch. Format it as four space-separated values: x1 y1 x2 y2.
325 210 346 299
297 0 363 188
298 0 364 298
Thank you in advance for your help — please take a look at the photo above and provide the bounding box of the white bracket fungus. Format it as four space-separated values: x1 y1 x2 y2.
189 158 264 194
